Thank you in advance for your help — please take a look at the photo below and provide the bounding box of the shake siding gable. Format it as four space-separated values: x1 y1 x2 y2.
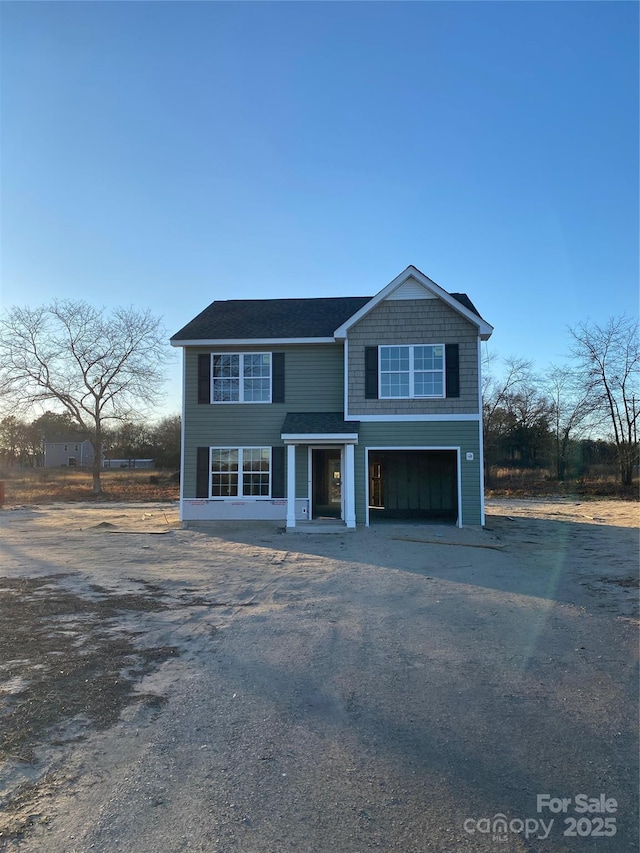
347 299 479 415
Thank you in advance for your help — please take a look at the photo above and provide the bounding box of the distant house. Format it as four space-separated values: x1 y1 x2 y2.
43 435 96 468
170 265 494 529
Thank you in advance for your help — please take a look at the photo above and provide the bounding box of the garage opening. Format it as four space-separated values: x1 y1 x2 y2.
368 450 457 522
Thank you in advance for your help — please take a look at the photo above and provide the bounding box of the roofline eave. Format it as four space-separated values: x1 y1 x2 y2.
333 265 493 339
170 336 337 347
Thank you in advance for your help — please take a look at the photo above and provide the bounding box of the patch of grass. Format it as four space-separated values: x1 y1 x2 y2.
0 468 179 505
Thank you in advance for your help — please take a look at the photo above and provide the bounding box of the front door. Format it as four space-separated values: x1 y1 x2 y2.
312 448 342 519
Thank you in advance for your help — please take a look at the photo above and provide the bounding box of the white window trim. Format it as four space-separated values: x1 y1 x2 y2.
210 352 272 404
378 344 446 399
209 446 272 500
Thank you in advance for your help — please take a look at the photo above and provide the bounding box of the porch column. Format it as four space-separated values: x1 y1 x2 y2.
286 444 296 528
345 443 356 528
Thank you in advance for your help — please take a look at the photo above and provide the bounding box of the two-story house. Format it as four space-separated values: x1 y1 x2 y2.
170 265 493 529
44 435 96 468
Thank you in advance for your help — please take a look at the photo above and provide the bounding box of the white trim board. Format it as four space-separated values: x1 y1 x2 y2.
179 348 186 522
343 337 349 421
348 413 481 422
477 336 486 526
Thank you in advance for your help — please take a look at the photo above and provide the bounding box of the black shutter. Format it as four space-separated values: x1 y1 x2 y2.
365 347 378 399
271 446 285 497
445 344 460 398
198 354 211 404
272 353 285 403
196 447 210 497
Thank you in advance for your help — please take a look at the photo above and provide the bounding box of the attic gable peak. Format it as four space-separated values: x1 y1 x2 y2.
333 265 493 340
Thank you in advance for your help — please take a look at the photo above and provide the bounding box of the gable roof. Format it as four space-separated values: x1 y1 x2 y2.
171 296 371 343
449 292 482 316
170 266 492 345
45 434 92 445
333 266 493 340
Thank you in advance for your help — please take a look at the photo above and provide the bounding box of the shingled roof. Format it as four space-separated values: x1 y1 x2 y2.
281 412 360 437
45 433 92 444
170 293 483 343
171 296 370 342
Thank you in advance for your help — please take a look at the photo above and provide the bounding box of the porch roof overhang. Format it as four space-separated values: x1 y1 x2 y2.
281 412 360 445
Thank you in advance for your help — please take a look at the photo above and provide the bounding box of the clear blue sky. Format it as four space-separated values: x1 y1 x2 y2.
1 1 638 417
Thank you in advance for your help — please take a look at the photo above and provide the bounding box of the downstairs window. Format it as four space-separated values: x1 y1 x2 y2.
210 447 271 497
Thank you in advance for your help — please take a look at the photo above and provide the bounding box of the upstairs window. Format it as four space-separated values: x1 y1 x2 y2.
379 345 445 399
212 353 271 403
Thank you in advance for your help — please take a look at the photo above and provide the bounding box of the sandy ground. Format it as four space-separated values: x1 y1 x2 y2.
0 497 638 852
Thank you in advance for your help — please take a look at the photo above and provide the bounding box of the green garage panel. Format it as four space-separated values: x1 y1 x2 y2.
369 450 457 521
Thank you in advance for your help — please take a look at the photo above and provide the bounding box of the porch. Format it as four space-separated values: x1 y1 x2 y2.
281 412 359 531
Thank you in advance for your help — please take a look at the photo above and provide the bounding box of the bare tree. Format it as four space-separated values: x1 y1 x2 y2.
151 414 182 470
504 382 554 466
545 366 594 480
105 414 181 470
0 301 172 493
482 353 534 483
569 315 639 487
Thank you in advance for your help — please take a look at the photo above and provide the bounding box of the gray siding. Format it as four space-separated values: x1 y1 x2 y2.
44 440 95 468
347 299 479 415
355 421 482 525
183 344 343 497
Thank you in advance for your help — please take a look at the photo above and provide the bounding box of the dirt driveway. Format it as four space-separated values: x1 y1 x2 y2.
0 498 638 852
